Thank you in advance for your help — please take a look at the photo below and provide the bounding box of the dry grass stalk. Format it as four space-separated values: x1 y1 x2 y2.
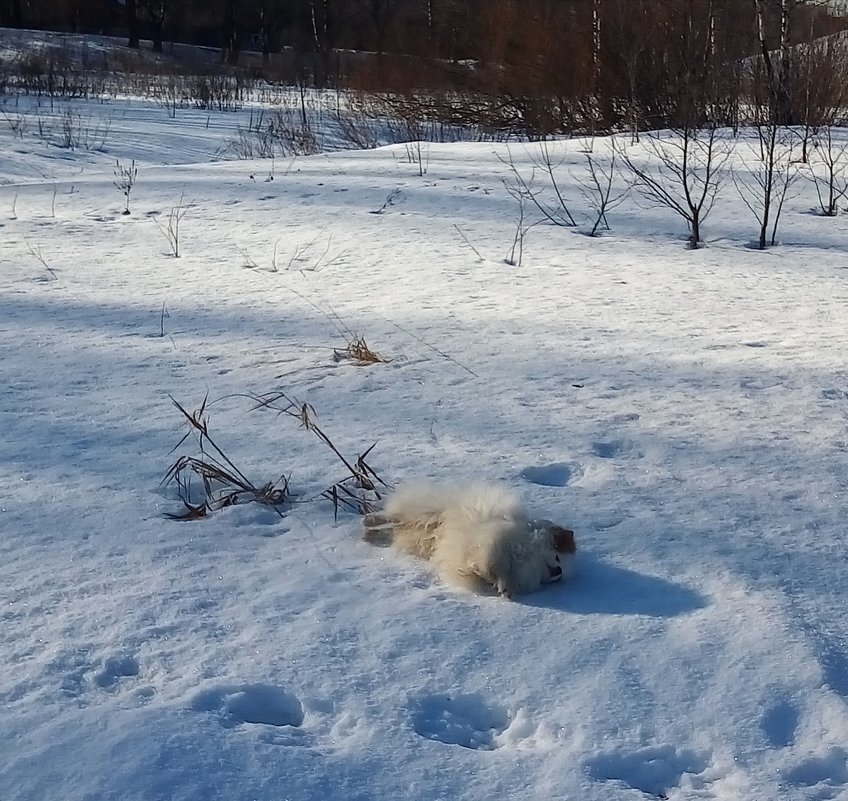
162 390 388 522
26 240 59 280
155 191 188 258
333 335 389 365
279 283 390 367
162 395 290 520
246 391 388 519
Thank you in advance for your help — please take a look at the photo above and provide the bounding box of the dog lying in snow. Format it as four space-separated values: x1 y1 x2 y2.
362 482 575 598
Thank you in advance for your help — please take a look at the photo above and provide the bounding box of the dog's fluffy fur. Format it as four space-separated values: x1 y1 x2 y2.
363 482 576 598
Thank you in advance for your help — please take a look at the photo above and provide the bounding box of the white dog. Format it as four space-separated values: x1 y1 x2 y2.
362 481 576 598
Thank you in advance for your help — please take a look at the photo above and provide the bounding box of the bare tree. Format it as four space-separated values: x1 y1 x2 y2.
752 0 842 128
257 0 285 60
156 191 189 257
498 143 577 228
113 159 138 216
127 0 140 49
503 179 540 267
732 124 798 248
807 126 848 216
618 126 730 248
754 0 794 125
606 0 651 140
309 0 337 86
575 147 630 236
223 0 240 64
142 1 167 54
795 32 848 162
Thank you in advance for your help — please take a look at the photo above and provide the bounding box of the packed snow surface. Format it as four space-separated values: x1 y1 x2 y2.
3 89 848 801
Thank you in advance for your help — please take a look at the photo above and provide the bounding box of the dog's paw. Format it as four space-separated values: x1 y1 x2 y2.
362 512 391 529
362 513 395 545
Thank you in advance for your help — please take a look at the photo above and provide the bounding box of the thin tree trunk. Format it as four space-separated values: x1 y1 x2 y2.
259 1 279 60
127 0 140 49
149 2 166 54
310 0 332 87
754 0 778 123
223 0 239 64
592 0 601 90
691 213 701 248
755 0 794 125
11 0 23 27
777 0 794 125
760 123 776 248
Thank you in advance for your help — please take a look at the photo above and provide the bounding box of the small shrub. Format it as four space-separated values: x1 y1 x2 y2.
113 159 138 215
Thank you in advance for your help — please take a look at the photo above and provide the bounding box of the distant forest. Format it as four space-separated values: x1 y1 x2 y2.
3 1 848 133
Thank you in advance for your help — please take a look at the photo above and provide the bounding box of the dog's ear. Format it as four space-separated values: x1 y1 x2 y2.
551 526 576 553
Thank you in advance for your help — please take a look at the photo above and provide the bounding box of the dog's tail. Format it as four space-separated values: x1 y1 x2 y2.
382 482 454 527
372 481 525 526
446 482 523 525
362 481 450 543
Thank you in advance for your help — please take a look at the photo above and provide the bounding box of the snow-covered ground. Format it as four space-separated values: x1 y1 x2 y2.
3 87 848 801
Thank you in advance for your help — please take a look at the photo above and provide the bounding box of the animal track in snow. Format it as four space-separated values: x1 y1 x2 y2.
819 637 848 699
784 747 848 789
608 412 641 424
590 439 643 460
409 692 508 750
191 683 304 729
520 462 580 487
94 654 140 689
760 698 799 748
585 744 709 798
740 376 784 392
50 647 94 698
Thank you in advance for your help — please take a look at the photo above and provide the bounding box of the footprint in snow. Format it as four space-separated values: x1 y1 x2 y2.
520 462 581 487
818 637 848 699
50 647 94 698
94 654 140 690
590 439 643 460
740 376 784 391
191 683 305 730
608 412 641 424
409 692 508 750
585 744 709 798
761 697 799 748
784 747 848 789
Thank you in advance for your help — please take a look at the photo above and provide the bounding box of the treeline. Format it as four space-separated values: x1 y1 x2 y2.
3 1 848 134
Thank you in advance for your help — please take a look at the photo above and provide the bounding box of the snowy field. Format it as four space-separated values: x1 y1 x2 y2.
3 86 848 801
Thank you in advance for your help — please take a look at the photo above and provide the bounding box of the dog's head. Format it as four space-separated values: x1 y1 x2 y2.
502 521 576 597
